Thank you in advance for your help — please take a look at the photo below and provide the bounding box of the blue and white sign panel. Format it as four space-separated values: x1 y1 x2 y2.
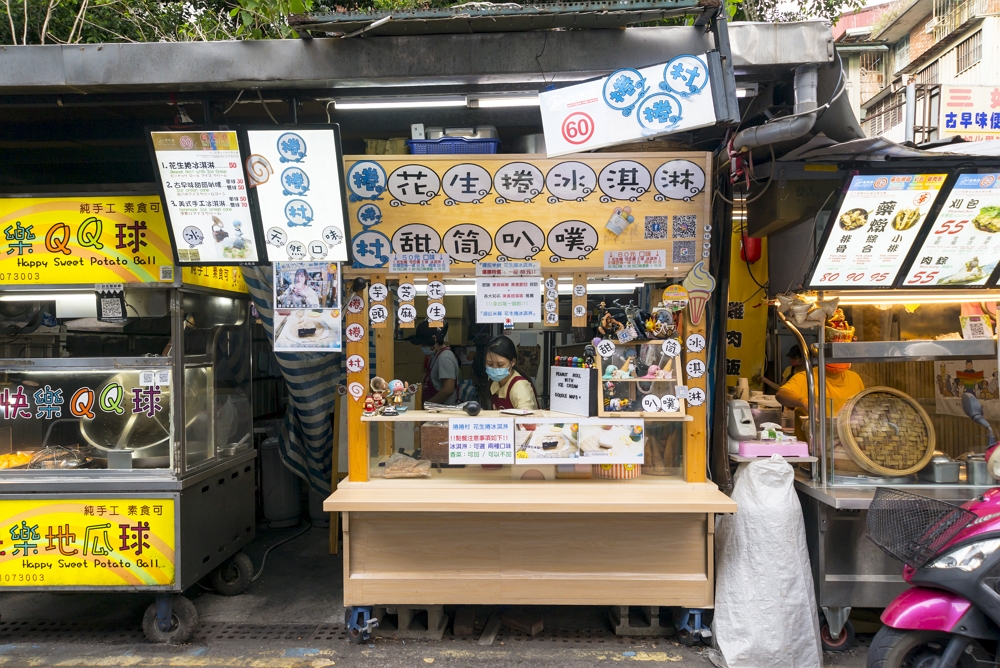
248 129 349 262
540 55 717 157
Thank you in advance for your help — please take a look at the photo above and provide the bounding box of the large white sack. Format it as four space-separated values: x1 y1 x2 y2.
712 455 822 668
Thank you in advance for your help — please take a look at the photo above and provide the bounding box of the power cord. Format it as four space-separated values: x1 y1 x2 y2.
251 523 312 582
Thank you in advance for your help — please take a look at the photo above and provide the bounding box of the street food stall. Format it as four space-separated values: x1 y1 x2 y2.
0 192 255 643
325 148 735 642
753 162 1000 651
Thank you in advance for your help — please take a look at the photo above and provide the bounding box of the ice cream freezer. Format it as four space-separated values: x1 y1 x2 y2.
0 285 256 643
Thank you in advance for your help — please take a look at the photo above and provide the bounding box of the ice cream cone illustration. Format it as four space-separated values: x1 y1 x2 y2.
682 260 716 326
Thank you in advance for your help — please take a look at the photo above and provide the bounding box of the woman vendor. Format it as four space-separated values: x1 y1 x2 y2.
776 362 865 442
485 335 538 411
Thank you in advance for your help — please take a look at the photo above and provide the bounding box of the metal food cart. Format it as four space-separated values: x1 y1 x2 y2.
0 193 255 643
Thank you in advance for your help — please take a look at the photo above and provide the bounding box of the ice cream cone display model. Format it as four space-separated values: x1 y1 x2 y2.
682 261 716 327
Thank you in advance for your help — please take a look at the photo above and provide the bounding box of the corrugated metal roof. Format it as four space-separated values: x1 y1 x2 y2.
291 0 717 36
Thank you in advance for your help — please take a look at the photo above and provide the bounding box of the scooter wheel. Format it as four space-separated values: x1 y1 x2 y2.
867 627 988 668
820 617 855 652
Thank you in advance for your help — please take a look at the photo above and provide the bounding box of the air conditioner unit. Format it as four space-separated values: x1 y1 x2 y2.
924 17 939 33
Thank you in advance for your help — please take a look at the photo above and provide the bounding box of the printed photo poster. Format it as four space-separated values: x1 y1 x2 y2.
149 130 260 264
902 173 1000 287
935 360 1000 420
809 173 948 289
514 418 644 465
246 128 349 263
272 262 342 353
344 153 712 277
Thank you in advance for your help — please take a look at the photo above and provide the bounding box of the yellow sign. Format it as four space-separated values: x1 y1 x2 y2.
0 196 174 285
344 153 711 276
725 225 769 388
182 266 248 293
0 498 176 587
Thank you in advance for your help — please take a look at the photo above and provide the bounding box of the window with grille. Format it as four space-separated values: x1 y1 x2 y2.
895 35 911 70
915 62 940 85
956 31 982 74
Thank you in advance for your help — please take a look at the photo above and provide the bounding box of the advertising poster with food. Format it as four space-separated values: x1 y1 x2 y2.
935 360 1000 420
150 130 260 265
514 418 644 465
901 173 1000 287
272 261 342 353
809 173 948 289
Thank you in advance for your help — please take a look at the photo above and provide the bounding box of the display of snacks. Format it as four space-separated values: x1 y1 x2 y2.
0 452 32 469
825 308 855 342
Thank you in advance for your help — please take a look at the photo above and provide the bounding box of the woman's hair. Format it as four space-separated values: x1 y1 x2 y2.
294 268 308 282
486 335 518 366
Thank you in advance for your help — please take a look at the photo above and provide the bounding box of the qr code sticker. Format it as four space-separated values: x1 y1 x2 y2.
672 214 698 239
969 320 987 338
644 216 668 240
672 241 697 264
160 266 174 281
100 298 123 320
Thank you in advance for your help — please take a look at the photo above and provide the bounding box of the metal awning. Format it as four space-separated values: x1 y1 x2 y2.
291 0 718 37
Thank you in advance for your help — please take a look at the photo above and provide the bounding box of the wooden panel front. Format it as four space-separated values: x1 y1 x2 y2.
344 512 713 607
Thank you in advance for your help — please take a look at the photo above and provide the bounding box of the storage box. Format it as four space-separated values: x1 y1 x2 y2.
420 421 449 464
747 179 840 237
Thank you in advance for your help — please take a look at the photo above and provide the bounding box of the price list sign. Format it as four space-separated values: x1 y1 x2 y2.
149 130 261 264
809 173 947 289
449 417 515 464
901 173 1000 287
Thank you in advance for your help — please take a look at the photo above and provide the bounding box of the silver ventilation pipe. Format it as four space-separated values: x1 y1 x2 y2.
733 64 819 152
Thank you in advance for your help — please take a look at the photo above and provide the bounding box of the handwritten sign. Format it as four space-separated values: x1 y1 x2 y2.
475 278 543 324
550 367 596 417
449 417 515 464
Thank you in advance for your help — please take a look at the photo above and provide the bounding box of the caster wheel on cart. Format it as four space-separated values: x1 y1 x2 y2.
345 609 365 644
676 628 699 647
208 551 253 596
820 617 855 652
143 595 198 644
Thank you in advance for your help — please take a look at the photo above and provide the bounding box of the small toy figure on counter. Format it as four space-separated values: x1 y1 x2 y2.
597 302 623 338
363 396 378 417
642 365 661 379
616 300 644 342
387 379 410 414
602 364 619 380
619 350 637 378
584 344 596 368
646 307 676 339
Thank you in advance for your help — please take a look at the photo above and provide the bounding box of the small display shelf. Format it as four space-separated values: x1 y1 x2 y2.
596 341 687 419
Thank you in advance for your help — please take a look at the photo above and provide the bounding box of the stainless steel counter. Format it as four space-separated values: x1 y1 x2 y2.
795 476 993 510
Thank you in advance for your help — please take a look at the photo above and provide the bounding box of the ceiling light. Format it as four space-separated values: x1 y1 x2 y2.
0 292 90 302
833 291 1000 306
469 93 540 108
334 96 467 110
736 84 759 98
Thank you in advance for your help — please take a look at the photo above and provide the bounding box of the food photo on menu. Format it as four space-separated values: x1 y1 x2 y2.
272 261 342 352
514 419 644 465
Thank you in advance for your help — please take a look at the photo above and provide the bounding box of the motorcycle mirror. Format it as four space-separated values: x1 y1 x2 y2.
962 391 994 434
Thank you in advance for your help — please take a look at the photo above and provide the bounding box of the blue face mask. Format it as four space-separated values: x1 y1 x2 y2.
421 347 433 356
486 366 510 382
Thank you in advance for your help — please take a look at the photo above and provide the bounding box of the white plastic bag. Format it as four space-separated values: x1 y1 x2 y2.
712 455 822 668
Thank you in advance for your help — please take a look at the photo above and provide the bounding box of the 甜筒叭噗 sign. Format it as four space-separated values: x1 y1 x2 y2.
344 153 711 276
0 196 175 285
0 497 176 587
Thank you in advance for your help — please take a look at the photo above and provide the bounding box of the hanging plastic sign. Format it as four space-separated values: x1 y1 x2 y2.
808 173 948 289
245 126 349 263
902 173 1000 287
389 253 450 273
604 250 666 271
148 129 262 264
540 55 718 157
448 417 515 464
475 277 543 323
476 261 541 277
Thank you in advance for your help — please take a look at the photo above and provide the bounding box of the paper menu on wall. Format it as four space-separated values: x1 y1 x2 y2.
808 173 948 289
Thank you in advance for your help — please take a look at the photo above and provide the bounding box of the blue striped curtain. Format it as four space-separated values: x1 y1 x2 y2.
241 266 342 494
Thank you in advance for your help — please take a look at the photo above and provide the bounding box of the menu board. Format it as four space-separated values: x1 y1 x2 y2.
149 129 261 265
245 127 350 263
808 173 948 289
900 173 1000 287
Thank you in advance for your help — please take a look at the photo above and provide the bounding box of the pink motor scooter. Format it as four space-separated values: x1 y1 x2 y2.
865 393 1000 668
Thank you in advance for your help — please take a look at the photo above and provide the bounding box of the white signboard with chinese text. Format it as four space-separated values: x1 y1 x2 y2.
808 173 948 289
476 261 542 277
514 418 644 465
475 277 543 324
604 250 666 271
540 55 717 157
902 173 1000 287
247 128 349 263
150 130 260 264
389 252 450 273
939 86 1000 140
449 417 515 464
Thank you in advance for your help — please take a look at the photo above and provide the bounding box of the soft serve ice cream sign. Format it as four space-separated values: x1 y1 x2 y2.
540 55 719 157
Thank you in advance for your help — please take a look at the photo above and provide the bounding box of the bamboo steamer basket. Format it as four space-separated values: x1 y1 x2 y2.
833 386 936 477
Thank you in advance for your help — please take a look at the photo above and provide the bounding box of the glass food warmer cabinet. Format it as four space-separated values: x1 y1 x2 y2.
0 285 254 643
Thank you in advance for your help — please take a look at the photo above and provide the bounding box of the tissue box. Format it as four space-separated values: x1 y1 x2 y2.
738 441 809 458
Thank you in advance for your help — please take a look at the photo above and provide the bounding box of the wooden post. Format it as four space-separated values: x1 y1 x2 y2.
371 273 395 457
345 286 370 482
571 272 587 327
684 290 709 483
544 272 559 327
329 393 342 555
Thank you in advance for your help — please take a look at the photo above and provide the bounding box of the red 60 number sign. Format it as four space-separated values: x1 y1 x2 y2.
561 112 595 145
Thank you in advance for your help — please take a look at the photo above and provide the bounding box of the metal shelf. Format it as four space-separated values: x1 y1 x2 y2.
822 339 997 363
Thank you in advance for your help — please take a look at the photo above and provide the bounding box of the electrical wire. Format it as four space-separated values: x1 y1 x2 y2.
251 523 311 582
714 144 776 206
257 89 279 125
223 90 245 116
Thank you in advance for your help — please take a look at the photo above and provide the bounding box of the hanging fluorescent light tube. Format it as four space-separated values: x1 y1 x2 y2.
334 96 467 110
469 93 540 108
835 291 1000 306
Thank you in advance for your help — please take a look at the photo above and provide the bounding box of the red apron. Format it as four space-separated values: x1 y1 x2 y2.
492 373 538 410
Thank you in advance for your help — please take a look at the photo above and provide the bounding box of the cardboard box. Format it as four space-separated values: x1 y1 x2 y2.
747 179 839 237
